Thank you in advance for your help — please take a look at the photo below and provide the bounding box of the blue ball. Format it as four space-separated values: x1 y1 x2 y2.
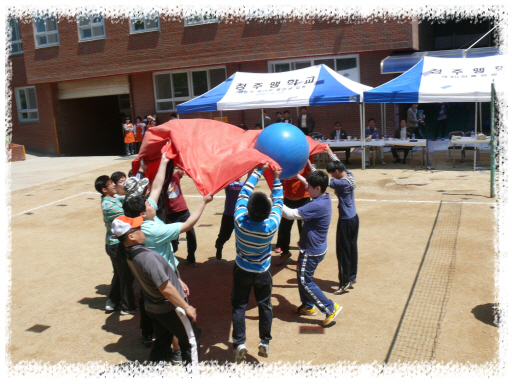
254 123 310 180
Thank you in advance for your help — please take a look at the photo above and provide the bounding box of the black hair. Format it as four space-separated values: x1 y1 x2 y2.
255 123 262 128
136 115 142 122
263 110 267 113
247 192 271 222
283 110 290 114
123 195 147 218
368 118 375 123
95 175 110 195
111 171 126 184
276 111 282 115
326 161 346 174
300 106 307 111
117 227 141 244
125 116 130 120
334 121 342 126
171 113 177 118
306 170 328 193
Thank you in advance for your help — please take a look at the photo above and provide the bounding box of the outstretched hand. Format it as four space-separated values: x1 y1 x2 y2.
259 162 269 172
203 194 213 204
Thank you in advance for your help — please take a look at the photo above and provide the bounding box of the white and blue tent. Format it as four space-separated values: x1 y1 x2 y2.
177 64 372 113
364 55 506 103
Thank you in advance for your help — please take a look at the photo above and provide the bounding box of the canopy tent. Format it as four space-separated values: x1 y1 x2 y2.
364 55 506 103
177 64 372 113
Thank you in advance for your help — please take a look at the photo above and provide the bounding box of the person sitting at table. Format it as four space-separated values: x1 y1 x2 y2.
364 118 386 166
330 122 351 165
391 120 414 164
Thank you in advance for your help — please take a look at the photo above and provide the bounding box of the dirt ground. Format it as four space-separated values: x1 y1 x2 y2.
7 149 499 373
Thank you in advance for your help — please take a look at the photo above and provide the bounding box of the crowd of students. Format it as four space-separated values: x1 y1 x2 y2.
94 142 359 366
122 113 177 156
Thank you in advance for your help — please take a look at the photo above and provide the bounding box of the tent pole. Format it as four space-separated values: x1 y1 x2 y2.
474 102 477 171
479 102 482 133
490 83 495 198
361 103 365 170
261 109 265 129
220 111 223 120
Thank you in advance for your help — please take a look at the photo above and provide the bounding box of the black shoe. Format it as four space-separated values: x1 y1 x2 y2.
187 260 197 267
141 335 153 348
402 159 407 164
334 281 352 295
345 159 351 165
393 158 401 163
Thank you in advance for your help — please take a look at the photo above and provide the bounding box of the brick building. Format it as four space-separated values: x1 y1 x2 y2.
7 12 492 156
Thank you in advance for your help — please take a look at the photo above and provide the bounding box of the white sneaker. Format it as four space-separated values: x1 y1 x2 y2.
258 342 269 358
234 344 248 364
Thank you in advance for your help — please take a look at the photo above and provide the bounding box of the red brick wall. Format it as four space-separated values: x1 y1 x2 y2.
19 17 417 84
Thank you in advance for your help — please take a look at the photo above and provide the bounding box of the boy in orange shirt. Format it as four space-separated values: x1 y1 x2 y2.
123 116 135 156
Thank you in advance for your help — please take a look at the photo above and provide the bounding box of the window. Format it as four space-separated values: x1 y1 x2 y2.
33 13 59 48
8 18 23 55
269 54 360 82
184 11 218 26
153 67 227 112
15 86 39 122
130 12 159 33
78 12 105 41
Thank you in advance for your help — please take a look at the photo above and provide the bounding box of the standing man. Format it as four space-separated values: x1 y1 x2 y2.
296 106 316 136
95 175 136 315
325 146 359 294
111 215 200 365
258 110 272 128
232 163 283 363
282 110 293 125
275 112 283 123
330 121 351 165
123 117 135 156
434 102 449 141
364 118 386 166
407 103 425 139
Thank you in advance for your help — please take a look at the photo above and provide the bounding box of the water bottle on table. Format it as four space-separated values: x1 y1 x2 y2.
471 130 475 139
412 133 415 140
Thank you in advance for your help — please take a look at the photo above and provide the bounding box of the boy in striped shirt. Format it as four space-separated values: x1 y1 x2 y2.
232 162 283 363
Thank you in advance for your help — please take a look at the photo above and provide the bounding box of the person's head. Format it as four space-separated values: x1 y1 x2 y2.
247 192 271 222
123 195 156 221
276 111 282 118
170 113 177 120
300 106 307 115
306 170 328 197
136 116 142 123
255 123 262 129
112 216 145 246
125 116 131 124
326 161 347 180
368 118 376 129
147 115 153 121
95 175 116 197
334 121 342 129
239 124 248 131
283 110 290 119
153 114 157 120
263 110 267 117
111 171 127 195
411 103 418 110
400 119 407 128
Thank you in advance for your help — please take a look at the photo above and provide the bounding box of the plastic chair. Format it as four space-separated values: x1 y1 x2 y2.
461 131 480 162
446 131 464 164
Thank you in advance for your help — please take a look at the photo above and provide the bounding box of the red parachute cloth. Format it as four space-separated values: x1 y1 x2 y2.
132 119 327 196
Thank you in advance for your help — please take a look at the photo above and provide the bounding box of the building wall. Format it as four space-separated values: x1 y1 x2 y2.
18 17 418 84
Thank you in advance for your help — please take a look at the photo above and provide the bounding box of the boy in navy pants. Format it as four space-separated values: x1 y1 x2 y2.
281 169 342 327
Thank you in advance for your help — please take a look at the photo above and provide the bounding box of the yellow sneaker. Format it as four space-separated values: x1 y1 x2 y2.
295 304 318 316
323 303 342 327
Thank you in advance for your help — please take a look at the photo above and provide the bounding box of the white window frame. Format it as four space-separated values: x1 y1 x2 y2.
8 17 23 55
77 12 106 42
15 86 39 123
184 11 218 26
153 66 227 112
33 13 59 48
268 54 361 83
129 12 160 34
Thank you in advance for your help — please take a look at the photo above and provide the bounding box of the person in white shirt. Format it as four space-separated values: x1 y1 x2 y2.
296 106 316 136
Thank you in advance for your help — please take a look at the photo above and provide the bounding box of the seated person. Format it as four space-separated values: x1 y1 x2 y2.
330 122 351 165
364 118 386 166
391 120 414 164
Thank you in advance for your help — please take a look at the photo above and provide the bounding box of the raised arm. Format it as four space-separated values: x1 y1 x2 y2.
234 163 268 222
180 194 213 233
149 153 170 202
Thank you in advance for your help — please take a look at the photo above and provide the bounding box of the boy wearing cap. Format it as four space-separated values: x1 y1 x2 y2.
231 162 282 363
95 175 136 315
112 215 200 365
325 146 359 294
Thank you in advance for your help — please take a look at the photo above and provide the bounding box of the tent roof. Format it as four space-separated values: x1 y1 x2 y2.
177 64 372 114
364 55 506 103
